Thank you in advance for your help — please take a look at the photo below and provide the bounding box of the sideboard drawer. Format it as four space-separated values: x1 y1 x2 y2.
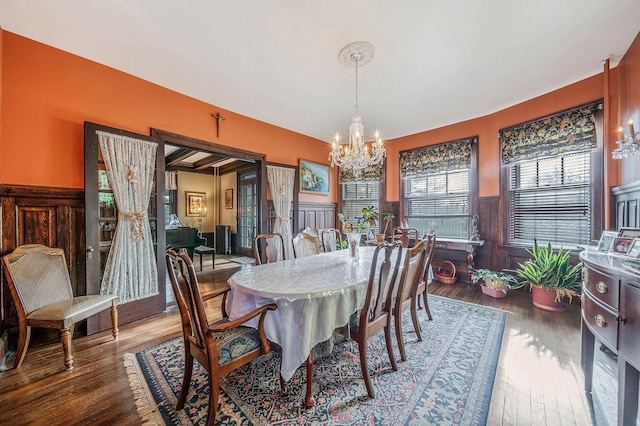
582 296 619 349
583 266 620 310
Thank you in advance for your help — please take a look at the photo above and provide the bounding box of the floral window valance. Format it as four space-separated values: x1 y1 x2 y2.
339 162 383 182
400 137 474 178
500 103 601 165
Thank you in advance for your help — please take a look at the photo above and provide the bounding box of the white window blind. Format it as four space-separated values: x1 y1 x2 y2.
404 169 470 238
509 150 592 246
341 181 381 233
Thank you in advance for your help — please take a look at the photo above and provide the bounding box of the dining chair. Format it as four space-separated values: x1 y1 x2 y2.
392 238 431 362
393 227 419 248
166 250 277 426
414 233 437 326
253 233 286 265
292 232 320 258
1 244 119 370
320 228 343 252
345 240 403 398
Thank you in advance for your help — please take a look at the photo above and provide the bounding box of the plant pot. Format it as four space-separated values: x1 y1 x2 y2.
480 285 507 298
531 284 567 312
376 234 385 243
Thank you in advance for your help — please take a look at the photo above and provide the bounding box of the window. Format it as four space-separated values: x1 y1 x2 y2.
400 137 477 239
404 169 470 238
509 151 592 246
501 102 602 247
341 181 381 234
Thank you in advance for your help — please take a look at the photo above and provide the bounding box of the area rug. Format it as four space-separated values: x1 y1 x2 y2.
125 295 505 425
229 256 255 265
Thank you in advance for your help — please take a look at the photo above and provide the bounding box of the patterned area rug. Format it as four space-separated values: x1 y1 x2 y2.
125 295 505 425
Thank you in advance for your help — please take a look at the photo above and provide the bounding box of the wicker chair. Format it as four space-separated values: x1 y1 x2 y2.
166 250 277 425
1 244 119 370
253 233 286 265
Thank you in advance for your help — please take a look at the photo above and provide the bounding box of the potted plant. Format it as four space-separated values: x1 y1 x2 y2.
377 212 395 242
361 206 379 241
511 240 582 312
471 269 517 298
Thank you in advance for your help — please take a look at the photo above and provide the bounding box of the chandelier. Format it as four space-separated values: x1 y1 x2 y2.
329 41 386 177
612 119 640 159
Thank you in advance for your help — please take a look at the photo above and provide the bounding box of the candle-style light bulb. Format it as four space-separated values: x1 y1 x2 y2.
618 126 625 139
629 119 636 137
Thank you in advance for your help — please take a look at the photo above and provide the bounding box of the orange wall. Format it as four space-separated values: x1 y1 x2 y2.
616 31 640 185
0 32 335 202
387 74 606 200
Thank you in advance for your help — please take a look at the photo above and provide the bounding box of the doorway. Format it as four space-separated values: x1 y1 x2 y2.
237 170 257 256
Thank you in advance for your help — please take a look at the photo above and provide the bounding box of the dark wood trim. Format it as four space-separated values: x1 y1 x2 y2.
0 184 83 199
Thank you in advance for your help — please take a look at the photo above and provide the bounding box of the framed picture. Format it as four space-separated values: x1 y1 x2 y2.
610 236 634 255
597 231 617 253
618 227 640 238
299 159 330 195
225 188 233 209
186 191 206 217
627 239 640 259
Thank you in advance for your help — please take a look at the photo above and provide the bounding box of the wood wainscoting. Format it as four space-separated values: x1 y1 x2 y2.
0 184 85 357
298 201 337 232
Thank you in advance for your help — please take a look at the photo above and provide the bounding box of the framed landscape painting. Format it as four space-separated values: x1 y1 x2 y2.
299 159 330 195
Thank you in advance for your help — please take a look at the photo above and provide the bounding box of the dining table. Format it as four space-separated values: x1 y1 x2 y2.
227 246 382 407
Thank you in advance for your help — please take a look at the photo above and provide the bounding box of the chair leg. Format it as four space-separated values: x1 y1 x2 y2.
60 328 74 370
411 296 423 342
358 339 375 398
13 324 32 369
111 305 119 339
423 290 433 321
176 350 194 410
393 310 407 363
386 322 400 369
206 375 221 426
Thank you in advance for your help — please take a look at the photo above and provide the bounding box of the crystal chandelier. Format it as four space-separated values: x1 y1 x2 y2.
612 119 640 159
329 41 386 178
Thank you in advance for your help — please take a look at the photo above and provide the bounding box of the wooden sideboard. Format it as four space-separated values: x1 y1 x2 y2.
580 249 640 425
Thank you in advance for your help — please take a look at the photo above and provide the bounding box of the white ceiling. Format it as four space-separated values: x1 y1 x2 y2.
1 1 639 142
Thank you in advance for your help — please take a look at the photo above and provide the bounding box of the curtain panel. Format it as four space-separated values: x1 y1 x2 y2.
400 138 473 177
97 131 159 304
500 103 601 165
266 165 295 260
339 163 383 182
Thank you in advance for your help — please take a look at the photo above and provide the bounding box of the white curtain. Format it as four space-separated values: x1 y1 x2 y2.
98 131 159 303
165 171 178 190
267 165 295 260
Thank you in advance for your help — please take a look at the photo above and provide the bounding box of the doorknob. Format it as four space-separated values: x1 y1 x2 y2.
86 246 94 259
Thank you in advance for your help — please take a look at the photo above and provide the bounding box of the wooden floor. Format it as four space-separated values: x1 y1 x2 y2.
0 256 594 426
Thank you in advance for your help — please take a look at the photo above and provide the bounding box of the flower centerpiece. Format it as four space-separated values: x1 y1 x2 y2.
339 206 378 260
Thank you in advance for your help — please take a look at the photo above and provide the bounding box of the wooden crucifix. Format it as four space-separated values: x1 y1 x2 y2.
211 113 225 138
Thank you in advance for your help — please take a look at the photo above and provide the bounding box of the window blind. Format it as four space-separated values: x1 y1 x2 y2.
509 151 591 246
342 181 381 233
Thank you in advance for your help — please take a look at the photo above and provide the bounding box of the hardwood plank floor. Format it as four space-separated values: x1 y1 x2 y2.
0 257 594 425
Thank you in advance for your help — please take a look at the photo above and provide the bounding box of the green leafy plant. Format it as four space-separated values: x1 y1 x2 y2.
471 269 517 292
382 212 395 234
511 240 582 302
339 206 379 234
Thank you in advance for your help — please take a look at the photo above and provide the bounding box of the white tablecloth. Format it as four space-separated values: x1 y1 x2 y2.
228 246 379 381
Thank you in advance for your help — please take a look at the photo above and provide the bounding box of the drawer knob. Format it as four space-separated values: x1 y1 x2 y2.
595 314 607 328
596 281 608 294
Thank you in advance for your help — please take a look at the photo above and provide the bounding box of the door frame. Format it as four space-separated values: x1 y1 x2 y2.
84 122 166 333
150 128 269 249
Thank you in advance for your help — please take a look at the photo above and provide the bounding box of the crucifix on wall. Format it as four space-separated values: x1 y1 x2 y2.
211 113 225 138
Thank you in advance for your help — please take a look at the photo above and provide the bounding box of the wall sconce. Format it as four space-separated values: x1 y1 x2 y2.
612 119 640 159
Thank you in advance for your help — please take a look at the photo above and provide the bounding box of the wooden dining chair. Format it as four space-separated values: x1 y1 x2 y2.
1 244 119 370
345 241 403 398
292 232 320 258
393 227 419 248
392 238 431 362
320 228 343 252
414 233 437 326
166 250 277 426
253 233 286 265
